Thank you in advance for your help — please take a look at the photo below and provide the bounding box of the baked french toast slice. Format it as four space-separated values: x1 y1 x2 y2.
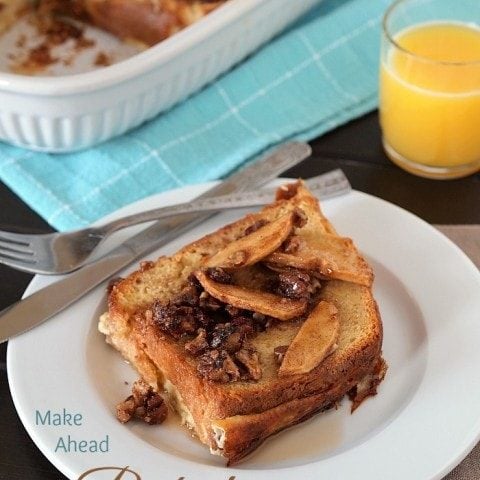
37 0 225 46
99 181 386 464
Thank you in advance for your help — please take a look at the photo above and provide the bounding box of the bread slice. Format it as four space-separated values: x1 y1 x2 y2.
99 181 386 464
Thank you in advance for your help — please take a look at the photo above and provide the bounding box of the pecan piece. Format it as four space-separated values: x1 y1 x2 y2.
177 284 200 306
231 316 255 336
197 350 240 383
206 267 232 284
185 328 209 356
210 323 244 353
235 347 262 381
116 396 135 423
152 302 197 338
277 271 313 300
199 291 223 311
116 380 167 425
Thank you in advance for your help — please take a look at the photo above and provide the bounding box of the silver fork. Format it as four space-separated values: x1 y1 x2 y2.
0 169 351 275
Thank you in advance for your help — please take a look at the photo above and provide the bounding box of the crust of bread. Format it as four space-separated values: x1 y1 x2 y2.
99 181 385 464
215 356 384 465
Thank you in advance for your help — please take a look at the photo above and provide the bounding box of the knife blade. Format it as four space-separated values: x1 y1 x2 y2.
0 142 311 343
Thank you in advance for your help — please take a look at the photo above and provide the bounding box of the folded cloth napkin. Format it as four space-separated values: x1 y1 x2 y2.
0 0 389 231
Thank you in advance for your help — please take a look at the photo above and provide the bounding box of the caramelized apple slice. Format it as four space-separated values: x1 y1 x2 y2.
278 301 339 377
266 234 373 287
195 271 306 321
205 212 296 269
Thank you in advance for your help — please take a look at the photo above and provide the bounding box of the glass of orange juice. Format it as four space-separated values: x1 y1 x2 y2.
380 0 480 179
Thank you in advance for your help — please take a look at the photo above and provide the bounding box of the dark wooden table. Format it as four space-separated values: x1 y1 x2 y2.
1 111 479 480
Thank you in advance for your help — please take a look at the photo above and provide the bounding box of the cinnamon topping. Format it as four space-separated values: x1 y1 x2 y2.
197 350 240 383
116 380 167 425
149 262 322 384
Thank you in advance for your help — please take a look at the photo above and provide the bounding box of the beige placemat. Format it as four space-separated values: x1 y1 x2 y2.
435 225 480 480
436 225 480 270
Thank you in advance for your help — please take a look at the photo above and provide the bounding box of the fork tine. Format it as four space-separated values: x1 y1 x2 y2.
0 251 37 264
0 232 31 246
0 240 34 256
0 256 38 274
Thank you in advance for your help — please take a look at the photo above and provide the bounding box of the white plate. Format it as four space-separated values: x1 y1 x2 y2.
8 182 480 480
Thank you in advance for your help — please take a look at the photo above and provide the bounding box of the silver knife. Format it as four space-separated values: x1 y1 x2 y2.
0 142 312 343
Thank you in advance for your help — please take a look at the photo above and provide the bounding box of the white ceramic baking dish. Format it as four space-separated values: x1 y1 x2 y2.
0 0 320 152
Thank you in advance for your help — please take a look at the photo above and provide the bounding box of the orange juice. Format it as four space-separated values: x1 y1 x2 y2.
380 22 480 172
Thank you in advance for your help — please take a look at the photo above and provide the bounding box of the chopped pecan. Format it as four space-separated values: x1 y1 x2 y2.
152 302 198 338
194 309 212 328
206 267 232 284
148 261 282 384
131 377 151 404
187 272 202 288
116 380 167 425
177 284 200 306
116 396 135 423
197 350 240 383
235 347 262 380
210 323 244 353
277 271 312 300
199 291 223 311
142 393 167 425
231 316 255 336
185 328 209 356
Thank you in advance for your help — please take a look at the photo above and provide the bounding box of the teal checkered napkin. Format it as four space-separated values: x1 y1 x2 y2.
0 0 390 231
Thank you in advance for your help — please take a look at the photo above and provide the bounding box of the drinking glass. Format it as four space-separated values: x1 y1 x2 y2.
380 0 480 179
